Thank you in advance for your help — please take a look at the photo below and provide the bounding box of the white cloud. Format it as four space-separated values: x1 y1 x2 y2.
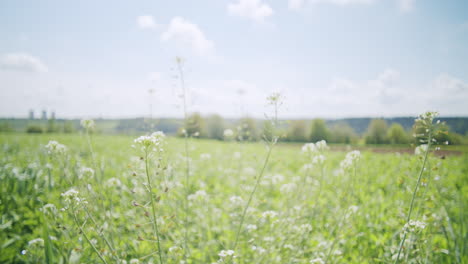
289 0 374 10
289 0 306 10
137 15 158 29
228 0 274 22
0 53 48 73
161 17 214 55
397 0 415 13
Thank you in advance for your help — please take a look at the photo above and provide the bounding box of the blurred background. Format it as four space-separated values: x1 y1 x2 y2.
1 0 468 144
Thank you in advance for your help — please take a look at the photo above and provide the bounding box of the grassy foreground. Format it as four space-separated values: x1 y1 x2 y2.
0 133 467 263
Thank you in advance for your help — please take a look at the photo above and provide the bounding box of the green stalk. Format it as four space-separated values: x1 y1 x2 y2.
145 151 164 264
233 141 274 251
176 57 191 260
394 132 432 263
71 206 108 264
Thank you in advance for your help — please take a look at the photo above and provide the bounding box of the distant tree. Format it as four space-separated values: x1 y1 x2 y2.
0 122 14 132
63 121 75 133
329 122 357 144
287 120 308 142
310 119 330 142
387 123 409 144
47 119 59 133
26 125 43 134
237 117 258 141
206 114 225 140
365 119 388 144
183 112 206 137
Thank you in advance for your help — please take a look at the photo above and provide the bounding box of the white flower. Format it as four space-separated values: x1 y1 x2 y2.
129 259 140 264
403 220 426 234
280 183 297 194
246 224 257 232
45 140 67 155
81 119 95 130
79 167 94 178
61 188 87 206
28 238 44 246
415 144 428 155
302 140 328 154
340 150 361 170
310 257 325 264
251 245 266 253
218 249 235 257
302 143 317 153
262 210 278 219
233 152 241 159
133 132 165 153
188 190 207 201
229 196 243 206
312 154 326 165
107 177 122 187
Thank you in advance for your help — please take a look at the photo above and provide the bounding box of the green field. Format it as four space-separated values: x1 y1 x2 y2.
1 132 467 263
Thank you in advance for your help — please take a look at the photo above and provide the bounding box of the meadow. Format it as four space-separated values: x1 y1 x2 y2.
0 116 467 263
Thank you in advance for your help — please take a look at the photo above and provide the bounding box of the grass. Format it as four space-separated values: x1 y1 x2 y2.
0 132 467 263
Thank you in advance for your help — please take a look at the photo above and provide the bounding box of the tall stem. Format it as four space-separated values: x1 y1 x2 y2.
71 207 108 264
394 132 432 263
145 151 164 264
233 143 274 251
176 58 191 259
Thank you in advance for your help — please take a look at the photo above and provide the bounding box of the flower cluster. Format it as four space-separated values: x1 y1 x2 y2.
340 150 361 171
79 167 94 178
402 220 426 234
80 119 95 131
133 131 165 154
61 188 87 207
45 140 67 155
217 249 235 262
301 140 328 154
302 140 328 168
414 144 428 155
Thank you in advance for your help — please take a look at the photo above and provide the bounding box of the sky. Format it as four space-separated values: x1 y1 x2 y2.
0 0 467 119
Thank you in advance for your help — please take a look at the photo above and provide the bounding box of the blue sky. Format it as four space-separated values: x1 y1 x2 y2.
1 0 467 118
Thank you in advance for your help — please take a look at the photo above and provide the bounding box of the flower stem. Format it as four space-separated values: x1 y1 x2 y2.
394 132 432 263
145 151 164 264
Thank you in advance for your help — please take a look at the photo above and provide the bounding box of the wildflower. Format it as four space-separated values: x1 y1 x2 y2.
79 167 94 178
106 177 122 187
45 140 67 155
251 245 266 253
61 188 87 206
229 196 243 206
218 249 235 257
262 210 278 219
266 92 283 106
340 150 361 170
80 119 95 130
188 190 208 201
246 224 257 232
129 259 140 264
402 220 426 234
280 183 297 194
28 238 44 247
302 140 328 154
414 144 428 155
133 131 165 154
310 257 325 264
312 154 326 165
